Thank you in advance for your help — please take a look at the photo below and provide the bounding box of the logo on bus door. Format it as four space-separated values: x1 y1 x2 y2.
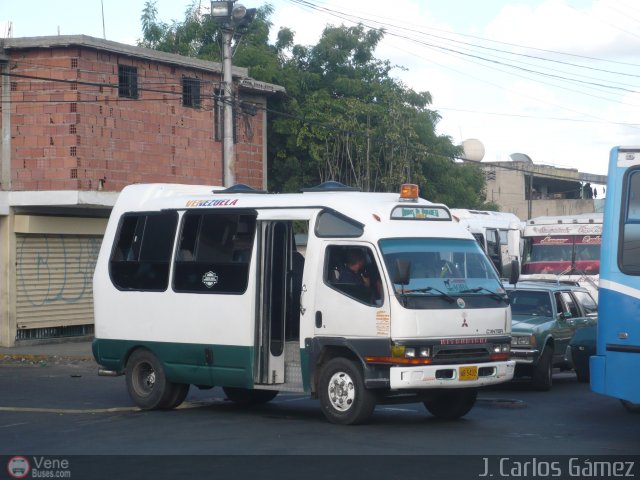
202 271 219 288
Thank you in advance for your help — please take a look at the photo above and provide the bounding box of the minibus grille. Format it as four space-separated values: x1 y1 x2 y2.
432 347 490 364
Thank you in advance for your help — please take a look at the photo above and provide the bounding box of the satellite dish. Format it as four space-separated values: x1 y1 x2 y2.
510 153 533 163
462 139 485 161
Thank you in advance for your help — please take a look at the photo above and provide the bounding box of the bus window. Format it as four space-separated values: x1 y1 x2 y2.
173 212 257 294
109 211 178 291
325 245 382 306
621 170 640 274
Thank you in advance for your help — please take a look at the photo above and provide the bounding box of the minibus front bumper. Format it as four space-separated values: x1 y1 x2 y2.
389 360 516 389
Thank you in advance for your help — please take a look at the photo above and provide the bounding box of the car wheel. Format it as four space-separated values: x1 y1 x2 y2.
423 390 477 420
621 400 640 413
125 349 176 410
223 387 278 406
318 357 376 425
532 346 553 391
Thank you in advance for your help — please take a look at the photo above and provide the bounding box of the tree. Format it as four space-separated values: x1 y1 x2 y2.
138 3 489 208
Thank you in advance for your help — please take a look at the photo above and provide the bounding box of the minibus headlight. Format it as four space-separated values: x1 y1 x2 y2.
405 347 416 358
419 347 431 358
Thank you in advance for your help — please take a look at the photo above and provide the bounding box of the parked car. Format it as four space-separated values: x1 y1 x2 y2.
567 325 596 383
506 280 598 390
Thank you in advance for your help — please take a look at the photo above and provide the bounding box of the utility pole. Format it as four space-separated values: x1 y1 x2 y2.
221 28 234 187
211 1 255 187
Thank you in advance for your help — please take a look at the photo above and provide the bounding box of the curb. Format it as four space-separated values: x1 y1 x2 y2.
0 353 96 365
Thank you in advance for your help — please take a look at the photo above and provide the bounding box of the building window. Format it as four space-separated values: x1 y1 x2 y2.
182 77 201 108
118 65 138 99
109 212 178 291
214 89 237 143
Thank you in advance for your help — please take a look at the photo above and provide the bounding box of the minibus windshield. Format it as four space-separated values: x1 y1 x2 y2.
379 238 504 297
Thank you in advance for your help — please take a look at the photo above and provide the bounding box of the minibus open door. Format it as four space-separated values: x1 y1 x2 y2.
254 221 290 385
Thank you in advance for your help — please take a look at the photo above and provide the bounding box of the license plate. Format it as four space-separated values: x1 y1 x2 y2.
459 366 478 381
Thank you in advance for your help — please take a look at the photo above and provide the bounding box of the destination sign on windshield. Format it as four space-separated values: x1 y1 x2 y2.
391 206 451 220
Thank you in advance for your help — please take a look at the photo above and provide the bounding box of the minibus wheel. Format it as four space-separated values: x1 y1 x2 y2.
423 389 477 420
161 383 190 410
126 349 175 410
318 357 375 425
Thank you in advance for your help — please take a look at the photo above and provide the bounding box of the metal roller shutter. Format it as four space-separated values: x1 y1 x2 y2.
15 234 102 329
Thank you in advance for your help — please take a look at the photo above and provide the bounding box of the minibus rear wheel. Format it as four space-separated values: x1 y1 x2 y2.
161 383 190 410
318 357 376 425
126 348 177 410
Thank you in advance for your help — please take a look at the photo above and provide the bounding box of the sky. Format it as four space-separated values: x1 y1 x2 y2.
3 0 640 180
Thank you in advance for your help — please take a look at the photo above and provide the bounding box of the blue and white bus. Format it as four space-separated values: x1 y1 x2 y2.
590 146 640 411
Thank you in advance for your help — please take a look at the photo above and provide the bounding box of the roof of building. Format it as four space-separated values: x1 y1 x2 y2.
0 35 285 96
480 160 607 184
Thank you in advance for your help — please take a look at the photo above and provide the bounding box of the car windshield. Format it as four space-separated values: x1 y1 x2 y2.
379 238 503 295
507 290 554 317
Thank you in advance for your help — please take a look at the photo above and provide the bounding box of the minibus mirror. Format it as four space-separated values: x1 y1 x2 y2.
393 259 411 285
509 260 520 285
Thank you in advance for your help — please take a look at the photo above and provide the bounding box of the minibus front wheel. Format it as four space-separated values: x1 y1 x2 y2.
125 348 188 410
318 357 376 425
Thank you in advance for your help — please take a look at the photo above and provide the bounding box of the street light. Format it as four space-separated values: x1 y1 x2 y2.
211 1 255 187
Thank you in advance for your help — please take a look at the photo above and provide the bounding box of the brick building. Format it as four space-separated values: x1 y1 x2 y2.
0 35 284 346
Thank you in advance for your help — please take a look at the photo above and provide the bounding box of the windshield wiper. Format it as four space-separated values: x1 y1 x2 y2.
460 287 509 303
399 286 456 303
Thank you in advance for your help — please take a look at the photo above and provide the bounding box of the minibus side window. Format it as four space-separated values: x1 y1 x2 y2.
316 210 363 238
325 245 382 306
173 212 256 294
109 211 178 291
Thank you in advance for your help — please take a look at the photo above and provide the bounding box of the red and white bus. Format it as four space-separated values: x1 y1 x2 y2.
520 213 602 298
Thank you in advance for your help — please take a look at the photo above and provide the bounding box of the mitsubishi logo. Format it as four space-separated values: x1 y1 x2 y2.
461 313 469 327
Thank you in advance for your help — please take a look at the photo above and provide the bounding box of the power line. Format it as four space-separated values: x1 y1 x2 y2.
286 0 640 92
287 0 640 68
3 70 604 183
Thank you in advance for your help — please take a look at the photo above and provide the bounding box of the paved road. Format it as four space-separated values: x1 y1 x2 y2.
1 361 638 457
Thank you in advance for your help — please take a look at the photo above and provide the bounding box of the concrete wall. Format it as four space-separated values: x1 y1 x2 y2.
0 212 16 347
484 165 597 220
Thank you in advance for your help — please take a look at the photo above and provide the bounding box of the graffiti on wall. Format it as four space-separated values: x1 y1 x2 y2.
16 235 101 306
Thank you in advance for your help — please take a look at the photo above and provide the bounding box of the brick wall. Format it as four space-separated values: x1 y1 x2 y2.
4 46 265 191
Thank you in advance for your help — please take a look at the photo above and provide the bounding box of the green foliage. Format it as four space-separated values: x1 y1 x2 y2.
138 2 489 208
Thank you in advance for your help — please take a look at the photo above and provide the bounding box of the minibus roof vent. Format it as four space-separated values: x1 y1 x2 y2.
214 184 268 194
301 181 360 192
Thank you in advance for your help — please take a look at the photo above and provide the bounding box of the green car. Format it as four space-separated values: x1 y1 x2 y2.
506 281 598 391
